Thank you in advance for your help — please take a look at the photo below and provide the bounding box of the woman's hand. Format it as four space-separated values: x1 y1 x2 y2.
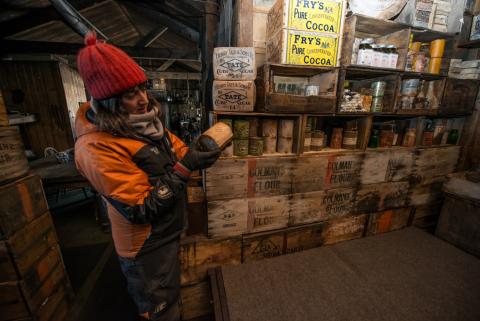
179 144 220 171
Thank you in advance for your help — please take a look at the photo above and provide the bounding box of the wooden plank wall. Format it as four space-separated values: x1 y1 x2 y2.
0 61 75 156
58 63 87 139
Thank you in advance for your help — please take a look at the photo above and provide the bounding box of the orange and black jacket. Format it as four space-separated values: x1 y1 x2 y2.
75 102 190 258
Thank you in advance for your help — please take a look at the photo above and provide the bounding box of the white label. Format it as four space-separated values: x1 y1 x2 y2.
389 53 399 69
311 137 324 147
381 53 390 68
304 137 312 146
372 51 382 67
343 137 358 145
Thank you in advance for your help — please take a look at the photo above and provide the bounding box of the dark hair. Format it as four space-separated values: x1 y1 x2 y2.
91 92 160 138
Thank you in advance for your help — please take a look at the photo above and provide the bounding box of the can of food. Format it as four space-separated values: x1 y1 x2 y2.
380 129 394 148
330 128 343 149
371 96 384 112
248 137 264 156
278 119 294 138
311 130 325 151
277 136 293 154
249 118 260 137
342 130 358 149
233 119 249 139
262 119 278 137
233 139 249 156
305 85 319 96
401 79 420 96
304 132 312 152
219 118 233 129
263 137 277 154
371 81 386 97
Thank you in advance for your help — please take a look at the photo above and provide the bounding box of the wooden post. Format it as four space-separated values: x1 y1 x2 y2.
233 0 253 47
202 1 219 129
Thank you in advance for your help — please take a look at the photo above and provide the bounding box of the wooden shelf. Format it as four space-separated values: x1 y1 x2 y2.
456 40 480 49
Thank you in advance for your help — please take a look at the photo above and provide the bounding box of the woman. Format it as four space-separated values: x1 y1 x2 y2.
75 32 220 320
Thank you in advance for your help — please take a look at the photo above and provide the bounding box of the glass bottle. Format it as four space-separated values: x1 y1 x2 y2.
447 129 459 145
379 45 389 68
372 44 382 67
368 130 380 148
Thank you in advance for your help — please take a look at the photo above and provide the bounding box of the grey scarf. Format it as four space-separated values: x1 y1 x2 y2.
127 106 164 141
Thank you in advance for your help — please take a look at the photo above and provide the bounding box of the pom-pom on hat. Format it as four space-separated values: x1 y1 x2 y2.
77 31 147 100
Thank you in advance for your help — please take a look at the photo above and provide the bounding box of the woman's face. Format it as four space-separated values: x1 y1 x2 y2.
121 83 149 114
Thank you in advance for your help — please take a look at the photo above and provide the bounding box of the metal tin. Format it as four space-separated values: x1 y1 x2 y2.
380 127 394 148
305 85 320 96
371 81 387 97
422 131 434 146
233 139 249 156
311 130 325 151
402 128 416 147
248 137 264 156
304 132 312 152
371 96 383 112
233 119 249 139
277 137 293 154
401 79 421 96
278 119 294 138
342 130 358 149
262 119 278 137
263 137 277 154
219 118 233 129
330 128 343 149
248 118 260 137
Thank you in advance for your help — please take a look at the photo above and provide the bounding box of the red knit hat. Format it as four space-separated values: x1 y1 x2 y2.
77 32 147 99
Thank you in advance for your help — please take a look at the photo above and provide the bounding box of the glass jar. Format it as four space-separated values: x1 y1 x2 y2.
378 45 389 68
358 38 374 66
402 128 416 147
387 45 398 69
372 44 383 67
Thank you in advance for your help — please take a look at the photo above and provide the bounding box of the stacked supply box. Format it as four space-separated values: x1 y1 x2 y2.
266 0 346 67
212 47 256 111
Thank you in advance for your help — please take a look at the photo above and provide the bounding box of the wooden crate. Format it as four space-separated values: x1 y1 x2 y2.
409 176 447 207
337 67 400 114
285 214 368 253
213 47 256 81
266 29 340 67
212 80 256 112
0 280 69 321
0 126 29 185
242 228 286 263
412 201 443 230
180 281 212 321
209 111 303 155
6 213 58 278
0 281 30 321
255 64 339 113
413 146 460 182
179 236 242 286
205 156 295 201
289 187 356 226
440 78 480 115
341 14 410 70
355 181 410 213
360 148 414 184
0 90 8 126
366 208 412 235
266 0 345 38
208 194 290 238
395 74 446 114
0 175 48 239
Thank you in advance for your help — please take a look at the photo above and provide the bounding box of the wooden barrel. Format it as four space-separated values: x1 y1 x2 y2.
0 126 29 185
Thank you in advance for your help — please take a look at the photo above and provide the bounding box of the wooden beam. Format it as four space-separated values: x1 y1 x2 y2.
201 1 218 125
156 59 176 71
0 39 200 60
145 71 201 80
136 26 168 47
0 0 100 38
122 2 200 43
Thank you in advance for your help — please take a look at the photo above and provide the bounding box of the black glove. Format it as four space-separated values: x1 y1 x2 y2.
180 144 220 171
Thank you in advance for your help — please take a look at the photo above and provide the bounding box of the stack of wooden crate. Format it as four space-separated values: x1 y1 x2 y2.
178 2 478 320
0 96 73 321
